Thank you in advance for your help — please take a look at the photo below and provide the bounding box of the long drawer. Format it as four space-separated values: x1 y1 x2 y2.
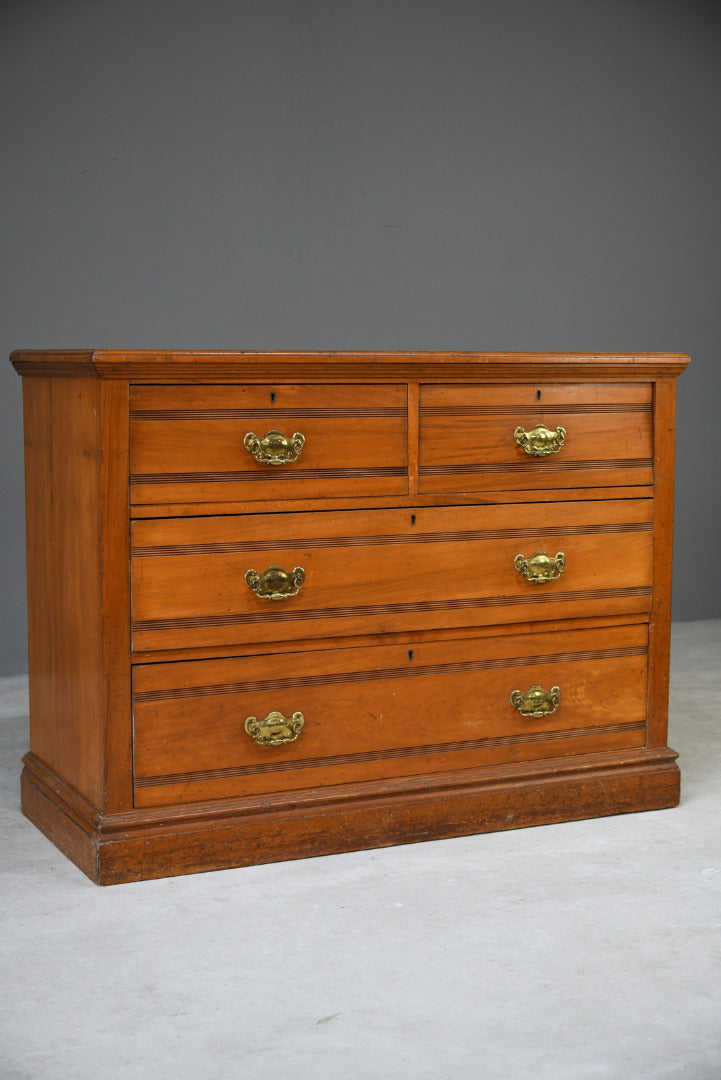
131 499 654 651
419 383 653 493
130 383 408 505
132 623 649 806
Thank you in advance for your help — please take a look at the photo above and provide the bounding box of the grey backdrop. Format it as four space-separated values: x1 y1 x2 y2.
1 0 719 675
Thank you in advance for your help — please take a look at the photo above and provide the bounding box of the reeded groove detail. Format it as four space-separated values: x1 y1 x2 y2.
131 587 652 635
133 644 648 702
419 459 653 475
131 407 406 420
131 520 652 557
131 466 407 484
134 720 647 787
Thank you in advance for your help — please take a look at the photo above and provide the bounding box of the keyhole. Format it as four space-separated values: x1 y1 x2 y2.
408 650 414 661
536 389 542 400
270 392 276 403
411 514 416 525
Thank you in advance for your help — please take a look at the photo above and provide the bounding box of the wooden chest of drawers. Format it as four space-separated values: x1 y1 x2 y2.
11 350 689 884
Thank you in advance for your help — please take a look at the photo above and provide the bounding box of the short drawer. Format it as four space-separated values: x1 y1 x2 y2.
131 499 653 651
419 383 653 493
130 383 408 505
132 623 649 806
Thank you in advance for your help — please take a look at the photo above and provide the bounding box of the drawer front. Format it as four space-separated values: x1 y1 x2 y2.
419 383 653 493
130 384 408 505
132 623 649 806
131 499 653 651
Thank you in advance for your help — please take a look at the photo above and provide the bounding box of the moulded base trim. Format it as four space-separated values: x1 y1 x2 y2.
21 747 680 886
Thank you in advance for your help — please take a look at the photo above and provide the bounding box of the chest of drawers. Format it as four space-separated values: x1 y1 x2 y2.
11 350 689 884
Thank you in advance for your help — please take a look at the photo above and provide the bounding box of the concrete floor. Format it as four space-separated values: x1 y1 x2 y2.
1 620 720 1080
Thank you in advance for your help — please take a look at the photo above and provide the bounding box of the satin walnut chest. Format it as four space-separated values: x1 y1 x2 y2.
11 350 689 883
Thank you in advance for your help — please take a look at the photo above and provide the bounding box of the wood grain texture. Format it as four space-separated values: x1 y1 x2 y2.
420 382 654 407
21 746 679 884
21 376 106 806
647 378 679 748
12 350 688 883
21 759 100 881
19 377 132 813
11 351 100 377
130 383 409 504
11 350 690 382
129 485 657 519
131 500 654 651
98 380 133 811
132 623 649 805
128 611 651 666
419 383 653 492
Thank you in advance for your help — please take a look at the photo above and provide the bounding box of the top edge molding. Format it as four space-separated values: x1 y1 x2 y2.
10 349 691 380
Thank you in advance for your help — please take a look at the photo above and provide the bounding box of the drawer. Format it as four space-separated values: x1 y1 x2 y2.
132 623 649 806
130 384 408 505
419 383 653 493
131 499 653 651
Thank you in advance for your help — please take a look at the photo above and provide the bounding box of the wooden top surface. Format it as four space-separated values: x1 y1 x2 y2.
10 349 690 381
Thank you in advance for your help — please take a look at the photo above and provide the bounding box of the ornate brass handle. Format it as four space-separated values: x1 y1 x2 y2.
514 423 566 456
510 685 561 718
245 564 306 600
244 710 305 746
244 429 306 465
514 550 566 583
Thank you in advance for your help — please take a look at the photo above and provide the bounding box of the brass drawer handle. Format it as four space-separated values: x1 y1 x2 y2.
514 550 566 583
510 685 561 718
514 423 566 456
244 429 306 465
245 564 306 600
244 710 305 746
